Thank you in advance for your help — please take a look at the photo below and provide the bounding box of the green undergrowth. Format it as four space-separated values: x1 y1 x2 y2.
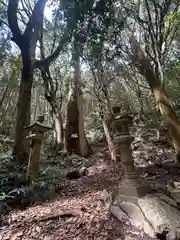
0 153 67 214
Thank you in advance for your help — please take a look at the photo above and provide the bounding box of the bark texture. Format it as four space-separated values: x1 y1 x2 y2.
12 57 33 163
64 36 91 157
53 112 64 150
64 86 91 157
129 34 180 162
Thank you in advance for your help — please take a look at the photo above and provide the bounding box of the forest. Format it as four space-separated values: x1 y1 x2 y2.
1 0 180 239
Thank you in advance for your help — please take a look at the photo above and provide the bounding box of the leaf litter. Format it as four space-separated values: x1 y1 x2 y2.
0 127 179 240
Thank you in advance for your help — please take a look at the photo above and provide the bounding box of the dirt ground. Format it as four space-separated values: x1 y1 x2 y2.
0 131 179 240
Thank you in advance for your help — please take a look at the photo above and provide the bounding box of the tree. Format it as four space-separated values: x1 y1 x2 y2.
64 33 91 157
7 0 47 163
84 40 117 161
125 0 180 85
129 33 180 162
69 0 125 160
39 25 65 151
121 0 180 161
7 0 71 164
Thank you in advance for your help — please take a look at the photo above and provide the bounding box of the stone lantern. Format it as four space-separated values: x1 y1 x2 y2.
112 113 151 204
111 106 122 162
24 117 52 184
112 114 136 177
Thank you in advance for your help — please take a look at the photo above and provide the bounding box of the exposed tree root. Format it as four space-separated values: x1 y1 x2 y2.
34 209 83 222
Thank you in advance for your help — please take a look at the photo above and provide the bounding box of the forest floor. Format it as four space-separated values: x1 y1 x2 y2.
1 127 180 240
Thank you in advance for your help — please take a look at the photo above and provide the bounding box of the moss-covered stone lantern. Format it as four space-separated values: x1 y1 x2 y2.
112 113 136 177
24 117 52 184
111 113 151 204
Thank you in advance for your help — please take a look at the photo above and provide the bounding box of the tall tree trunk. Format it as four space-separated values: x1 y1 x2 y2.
7 0 47 164
129 34 180 162
64 86 91 157
64 36 91 157
64 87 78 155
12 58 33 164
76 87 90 157
73 43 91 157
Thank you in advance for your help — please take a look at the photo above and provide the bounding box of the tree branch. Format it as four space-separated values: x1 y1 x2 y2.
23 0 46 40
20 0 32 19
51 1 61 53
34 28 71 69
7 0 22 44
144 0 157 59
0 18 9 28
129 33 160 90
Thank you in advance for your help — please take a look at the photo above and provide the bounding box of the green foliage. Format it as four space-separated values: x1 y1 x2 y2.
0 192 15 201
60 0 94 23
165 60 180 111
85 111 103 132
0 151 69 214
165 10 180 38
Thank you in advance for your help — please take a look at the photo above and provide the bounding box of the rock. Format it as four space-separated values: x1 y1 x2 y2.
66 167 88 180
112 193 180 239
99 189 112 207
156 193 178 208
120 202 145 228
138 194 180 240
119 201 155 238
110 205 129 222
170 191 180 204
173 181 180 189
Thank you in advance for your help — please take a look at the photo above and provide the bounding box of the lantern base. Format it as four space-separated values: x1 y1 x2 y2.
116 177 153 204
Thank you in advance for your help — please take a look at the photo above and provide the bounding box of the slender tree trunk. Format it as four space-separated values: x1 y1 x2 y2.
12 57 33 164
130 34 180 162
33 87 39 122
40 65 64 151
0 84 9 108
44 94 64 150
0 90 13 126
102 120 117 161
53 111 64 150
9 90 18 139
0 88 11 119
